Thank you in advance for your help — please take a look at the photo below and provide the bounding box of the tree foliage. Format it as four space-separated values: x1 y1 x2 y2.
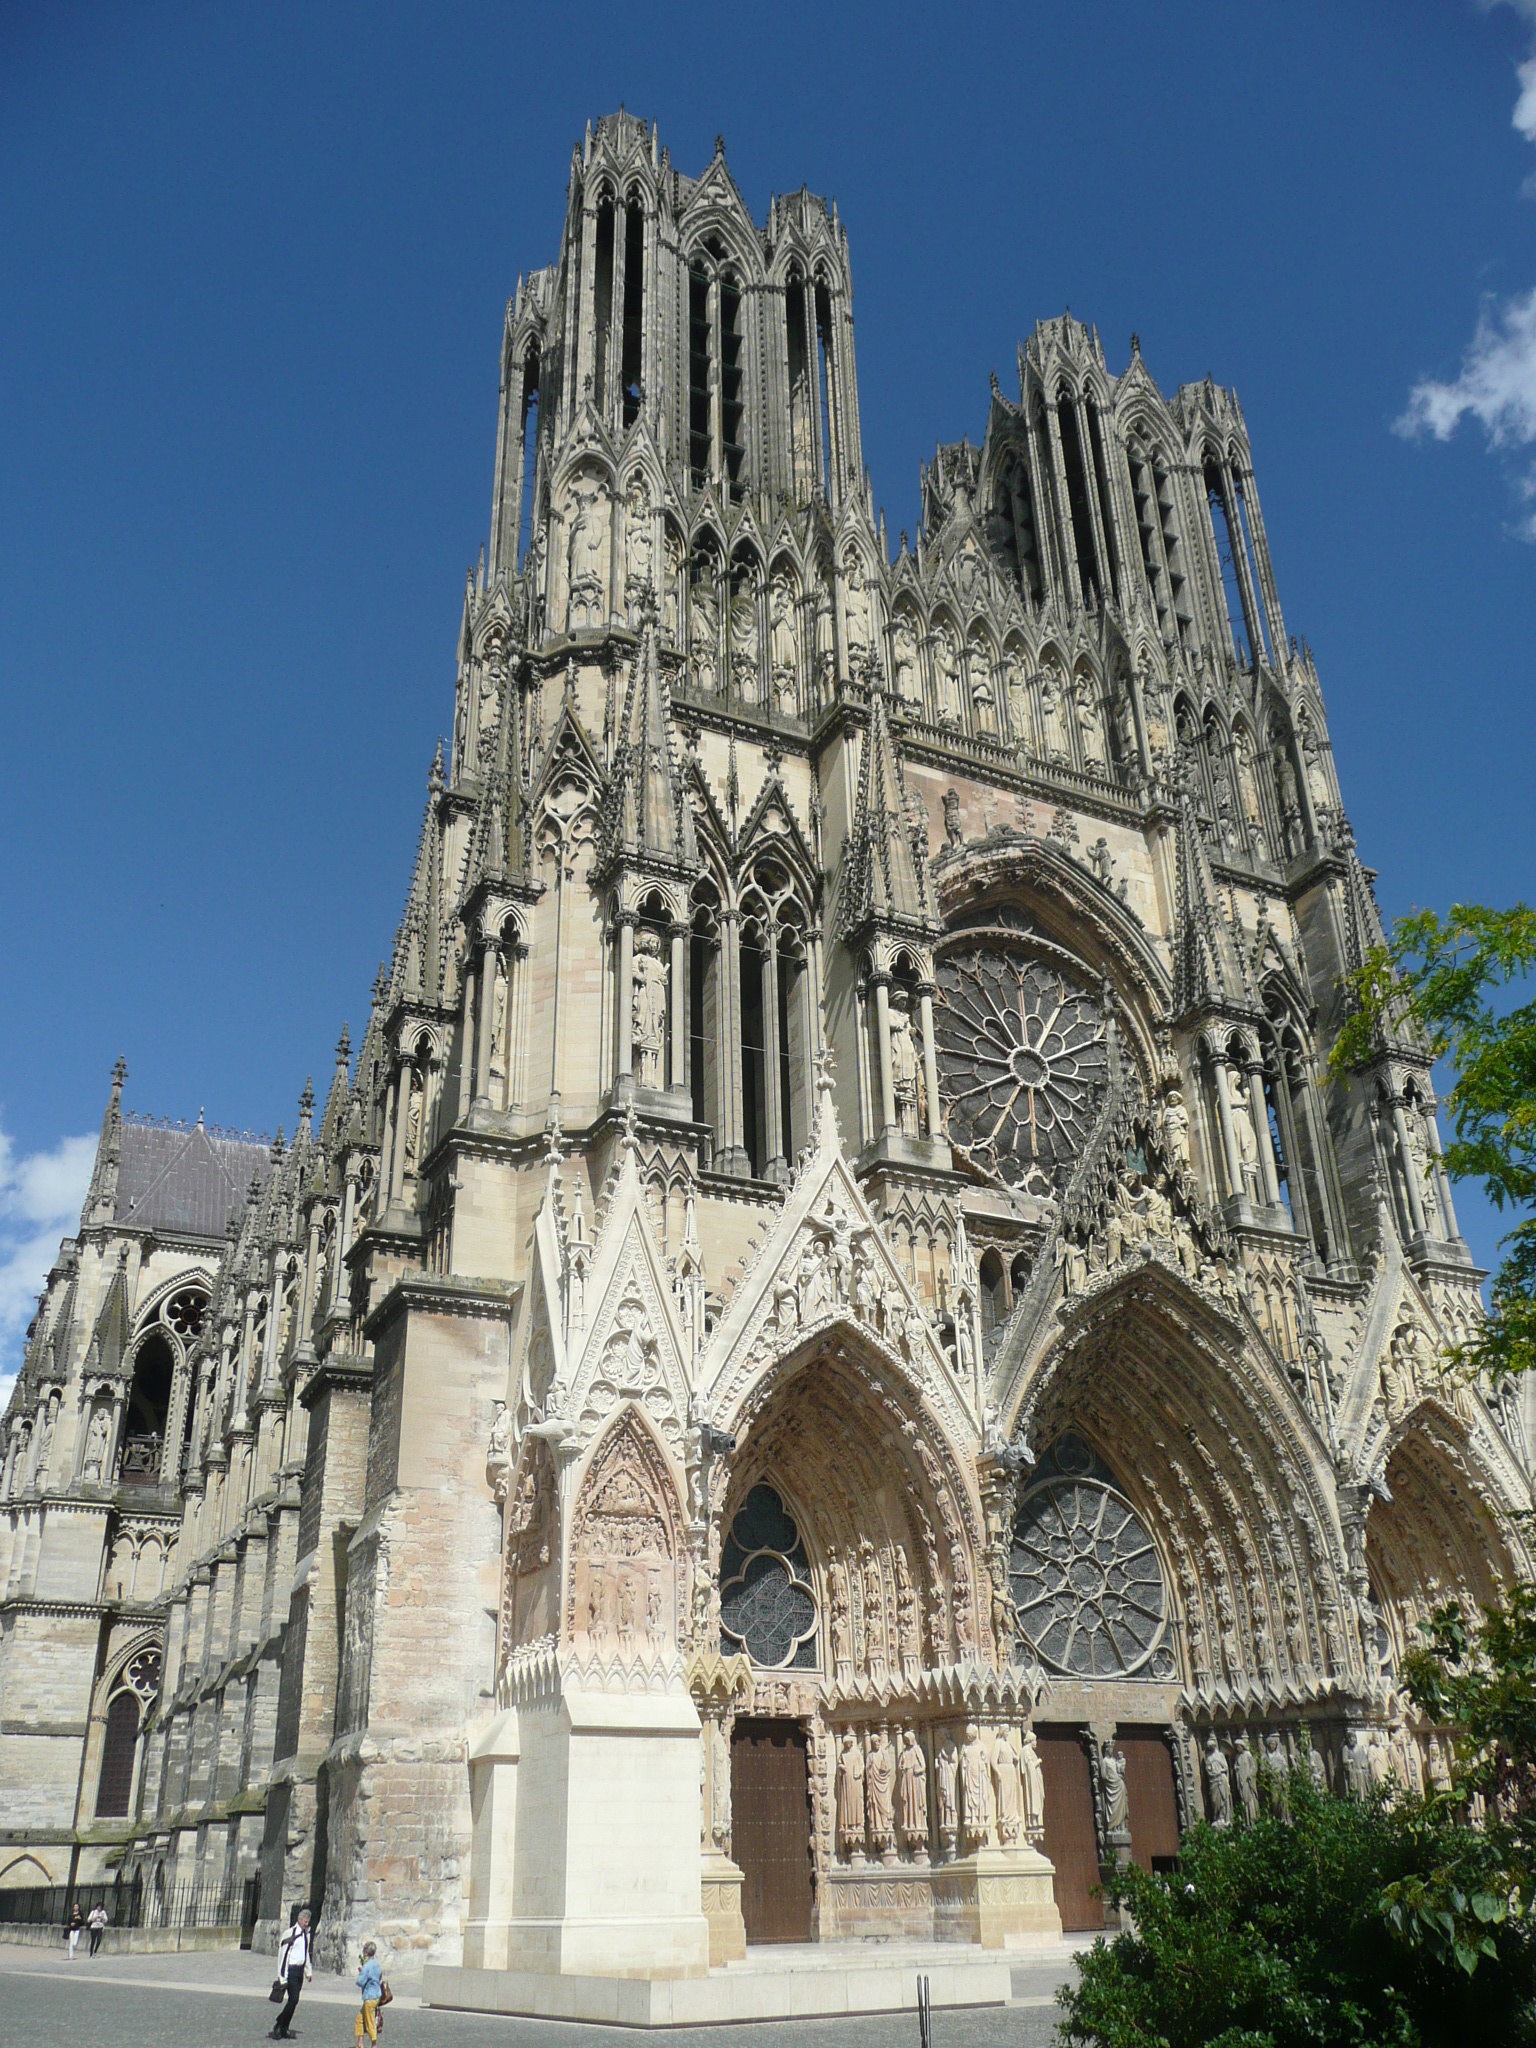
1330 903 1536 1382
1058 1765 1536 2048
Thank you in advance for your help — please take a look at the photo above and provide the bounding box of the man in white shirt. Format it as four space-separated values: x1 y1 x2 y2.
269 1906 314 2040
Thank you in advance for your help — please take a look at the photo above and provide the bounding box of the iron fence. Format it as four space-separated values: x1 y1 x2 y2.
0 1873 261 1940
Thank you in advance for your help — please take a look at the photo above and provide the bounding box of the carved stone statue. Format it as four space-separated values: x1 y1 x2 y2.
943 788 962 847
1230 1072 1261 1197
623 479 654 617
892 612 919 705
1021 1728 1045 1838
487 956 508 1089
1162 1086 1191 1167
1262 1730 1291 1818
959 1721 992 1850
842 550 872 668
1232 1733 1259 1822
566 480 608 629
888 992 921 1136
1204 1734 1233 1828
1100 1740 1130 1840
897 1727 929 1857
690 573 718 694
992 1729 1024 1845
1074 675 1107 767
630 929 668 1088
1341 1728 1372 1799
729 575 760 705
932 628 962 723
935 1733 960 1852
1039 665 1069 759
865 1727 896 1860
770 573 798 712
81 1407 112 1482
836 1729 866 1860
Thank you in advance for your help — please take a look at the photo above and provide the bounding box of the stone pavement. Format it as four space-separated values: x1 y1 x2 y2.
0 1941 1085 2046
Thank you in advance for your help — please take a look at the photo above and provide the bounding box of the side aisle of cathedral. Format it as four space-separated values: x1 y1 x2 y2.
3 113 1530 1972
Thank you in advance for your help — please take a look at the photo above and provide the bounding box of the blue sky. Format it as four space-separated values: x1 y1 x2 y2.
3 0 1534 1378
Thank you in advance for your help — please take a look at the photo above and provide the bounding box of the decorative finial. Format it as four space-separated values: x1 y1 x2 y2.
110 1054 128 1092
1130 331 1141 356
715 133 726 157
336 1024 351 1066
298 1077 315 1124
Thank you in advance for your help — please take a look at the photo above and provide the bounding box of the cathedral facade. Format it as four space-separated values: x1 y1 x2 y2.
3 114 1531 1981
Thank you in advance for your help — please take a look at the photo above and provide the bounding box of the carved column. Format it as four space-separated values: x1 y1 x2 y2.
388 1062 412 1205
670 923 687 1094
615 913 635 1089
1424 1106 1461 1240
1211 1052 1246 1197
761 931 785 1178
1043 402 1084 609
918 985 943 1141
1246 1052 1283 1208
872 973 897 1135
474 942 498 1105
1391 1094 1428 1239
718 911 748 1175
688 1652 752 1965
456 949 479 1121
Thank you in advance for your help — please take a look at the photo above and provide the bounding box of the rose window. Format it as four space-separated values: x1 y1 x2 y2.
1011 1464 1167 1678
123 1649 163 1701
933 948 1108 1193
164 1290 207 1340
720 1484 818 1671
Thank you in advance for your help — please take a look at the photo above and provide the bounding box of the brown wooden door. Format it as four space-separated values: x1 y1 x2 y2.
1036 1725 1104 1931
731 1719 814 1943
1118 1728 1182 1875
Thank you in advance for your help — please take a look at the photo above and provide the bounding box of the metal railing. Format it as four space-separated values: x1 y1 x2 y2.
0 1874 260 1941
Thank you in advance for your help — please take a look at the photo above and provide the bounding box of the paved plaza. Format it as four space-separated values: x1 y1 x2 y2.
0 1943 1079 2047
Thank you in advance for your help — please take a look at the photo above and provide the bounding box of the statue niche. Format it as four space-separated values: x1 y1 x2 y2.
500 1435 558 1666
569 1408 686 1662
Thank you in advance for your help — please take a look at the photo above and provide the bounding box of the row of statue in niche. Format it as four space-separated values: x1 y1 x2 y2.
832 1719 1045 1865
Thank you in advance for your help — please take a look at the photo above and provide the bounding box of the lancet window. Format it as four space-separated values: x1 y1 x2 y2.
1257 1008 1345 1265
1057 389 1103 606
687 238 747 498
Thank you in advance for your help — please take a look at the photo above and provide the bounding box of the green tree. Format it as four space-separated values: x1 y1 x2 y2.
1330 903 1536 1384
1057 1766 1536 2048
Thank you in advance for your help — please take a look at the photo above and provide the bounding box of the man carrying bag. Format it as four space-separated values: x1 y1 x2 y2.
268 1906 313 2040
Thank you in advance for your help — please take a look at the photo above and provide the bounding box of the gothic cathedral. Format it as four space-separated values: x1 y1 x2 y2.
3 115 1528 1989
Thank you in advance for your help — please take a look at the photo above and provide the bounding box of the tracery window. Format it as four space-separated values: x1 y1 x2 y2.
1010 1437 1172 1678
720 1483 818 1670
933 947 1109 1195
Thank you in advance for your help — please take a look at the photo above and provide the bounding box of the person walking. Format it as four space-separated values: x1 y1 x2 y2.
87 1901 108 1956
66 1903 82 1959
355 1941 382 2044
268 1906 313 2040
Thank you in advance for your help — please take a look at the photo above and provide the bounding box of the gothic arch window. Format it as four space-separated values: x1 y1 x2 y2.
620 190 645 428
720 1482 818 1670
1086 397 1121 602
121 1331 173 1486
95 1690 140 1817
1204 454 1251 665
517 347 541 570
1057 388 1102 605
1010 1436 1172 1678
687 239 747 498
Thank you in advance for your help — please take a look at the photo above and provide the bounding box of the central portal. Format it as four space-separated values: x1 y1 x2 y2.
730 1718 814 1943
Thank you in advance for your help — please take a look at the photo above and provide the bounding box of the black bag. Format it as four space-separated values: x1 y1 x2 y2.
269 1977 285 2003
271 1932 292 2000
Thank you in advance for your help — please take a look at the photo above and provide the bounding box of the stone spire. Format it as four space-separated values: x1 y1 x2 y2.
606 621 695 869
840 682 931 934
1171 781 1249 1021
84 1055 127 1227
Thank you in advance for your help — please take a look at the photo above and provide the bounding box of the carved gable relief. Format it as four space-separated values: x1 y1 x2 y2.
500 1436 558 1668
567 1216 688 1455
569 1408 687 1663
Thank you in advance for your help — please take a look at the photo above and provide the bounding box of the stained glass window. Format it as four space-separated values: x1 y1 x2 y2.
1010 1439 1168 1677
720 1483 818 1670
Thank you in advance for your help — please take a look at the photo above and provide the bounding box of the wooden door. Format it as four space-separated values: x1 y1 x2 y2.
731 1719 813 1943
1119 1728 1181 1874
1036 1725 1104 1931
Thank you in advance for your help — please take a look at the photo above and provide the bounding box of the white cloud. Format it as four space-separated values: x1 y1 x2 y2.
1399 9 1536 533
0 1125 97 1407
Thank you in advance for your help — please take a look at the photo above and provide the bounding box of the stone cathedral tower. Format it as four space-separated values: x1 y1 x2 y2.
3 115 1531 2003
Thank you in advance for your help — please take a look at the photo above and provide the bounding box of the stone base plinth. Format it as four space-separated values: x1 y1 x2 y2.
701 1850 746 1964
818 1861 936 1939
931 1846 1063 1947
423 1940 1018 2025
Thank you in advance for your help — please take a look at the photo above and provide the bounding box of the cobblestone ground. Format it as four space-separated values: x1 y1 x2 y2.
0 1946 1076 2048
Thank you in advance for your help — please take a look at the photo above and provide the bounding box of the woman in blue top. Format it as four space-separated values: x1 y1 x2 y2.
355 1941 383 2043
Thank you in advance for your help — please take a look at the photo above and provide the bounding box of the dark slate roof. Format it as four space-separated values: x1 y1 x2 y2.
115 1117 271 1239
